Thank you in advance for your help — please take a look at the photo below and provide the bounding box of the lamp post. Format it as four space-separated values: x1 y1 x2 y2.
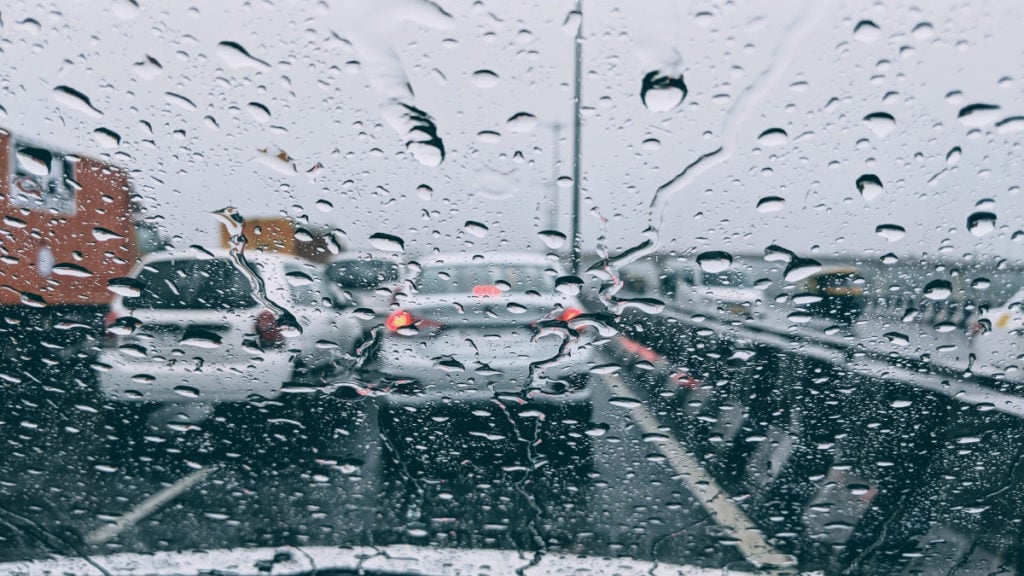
570 0 583 275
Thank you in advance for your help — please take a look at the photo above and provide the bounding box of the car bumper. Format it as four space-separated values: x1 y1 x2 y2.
95 353 293 403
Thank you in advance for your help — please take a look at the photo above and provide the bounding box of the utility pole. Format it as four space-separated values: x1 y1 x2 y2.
570 0 583 275
549 122 561 232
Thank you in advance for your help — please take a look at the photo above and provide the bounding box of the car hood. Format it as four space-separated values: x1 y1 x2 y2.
0 545 794 575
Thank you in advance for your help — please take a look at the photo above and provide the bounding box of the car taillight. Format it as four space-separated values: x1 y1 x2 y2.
385 310 415 331
255 310 283 347
560 307 583 322
969 320 990 336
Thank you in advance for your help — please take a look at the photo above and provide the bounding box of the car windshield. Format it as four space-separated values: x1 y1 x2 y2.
415 263 557 295
123 258 257 310
4 1 1024 575
326 260 400 290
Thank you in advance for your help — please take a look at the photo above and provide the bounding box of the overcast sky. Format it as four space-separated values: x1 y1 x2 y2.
2 0 1022 265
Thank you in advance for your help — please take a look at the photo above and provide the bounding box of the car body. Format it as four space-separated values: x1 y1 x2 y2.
367 252 601 474
96 250 360 406
801 266 867 324
670 262 765 318
324 255 404 331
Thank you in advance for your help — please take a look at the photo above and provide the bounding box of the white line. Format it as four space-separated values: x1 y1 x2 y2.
605 373 797 569
85 465 217 545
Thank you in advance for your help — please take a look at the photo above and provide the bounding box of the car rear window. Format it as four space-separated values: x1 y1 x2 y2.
326 260 400 290
416 264 557 294
123 258 257 310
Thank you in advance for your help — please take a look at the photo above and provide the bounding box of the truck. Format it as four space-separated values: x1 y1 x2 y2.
0 128 160 384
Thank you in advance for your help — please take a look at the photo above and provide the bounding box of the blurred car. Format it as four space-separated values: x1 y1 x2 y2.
95 250 360 451
970 288 1024 372
802 266 867 324
672 263 765 318
324 255 404 329
368 252 601 476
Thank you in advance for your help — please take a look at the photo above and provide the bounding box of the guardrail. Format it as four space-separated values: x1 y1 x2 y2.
591 295 1024 571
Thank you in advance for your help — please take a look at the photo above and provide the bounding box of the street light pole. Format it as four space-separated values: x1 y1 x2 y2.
570 0 583 275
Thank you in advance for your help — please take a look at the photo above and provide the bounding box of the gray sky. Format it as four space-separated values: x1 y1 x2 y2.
2 0 1022 264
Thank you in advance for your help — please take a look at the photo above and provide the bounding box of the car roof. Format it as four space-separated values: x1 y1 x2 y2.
414 251 565 269
136 249 316 269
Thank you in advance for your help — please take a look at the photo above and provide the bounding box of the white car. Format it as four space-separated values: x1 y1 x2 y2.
368 252 604 474
669 262 765 318
95 250 360 424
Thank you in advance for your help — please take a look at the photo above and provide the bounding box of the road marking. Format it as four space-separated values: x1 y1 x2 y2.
85 465 217 545
605 373 797 570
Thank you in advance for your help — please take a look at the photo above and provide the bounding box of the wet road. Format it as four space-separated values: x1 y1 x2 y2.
0 359 771 572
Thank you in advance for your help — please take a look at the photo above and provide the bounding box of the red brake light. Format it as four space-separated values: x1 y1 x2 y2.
472 284 502 297
560 307 583 322
386 310 415 331
255 310 283 346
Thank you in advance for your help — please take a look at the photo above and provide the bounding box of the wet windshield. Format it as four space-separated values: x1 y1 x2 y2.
1 1 1022 575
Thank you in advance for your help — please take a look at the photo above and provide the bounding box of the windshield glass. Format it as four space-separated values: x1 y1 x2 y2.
2 1 1022 575
415 264 557 294
123 258 257 310
326 260 400 290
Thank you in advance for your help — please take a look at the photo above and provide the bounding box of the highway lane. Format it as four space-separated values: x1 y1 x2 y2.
0 362 779 572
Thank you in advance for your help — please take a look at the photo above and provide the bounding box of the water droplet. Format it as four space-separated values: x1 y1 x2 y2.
174 385 201 398
608 396 642 409
783 258 822 282
555 275 583 295
111 0 139 20
217 41 270 69
506 112 537 133
946 146 961 165
180 330 222 349
696 251 733 273
856 174 884 201
476 130 501 143
52 263 93 278
875 224 906 242
315 199 333 212
880 253 899 264
165 92 197 111
285 271 314 286
756 128 788 146
92 227 125 242
923 279 952 300
556 176 573 188
93 128 121 148
108 277 144 297
247 102 271 123
756 196 785 213
470 70 500 88
996 116 1024 134
912 21 934 39
132 55 163 80
562 10 581 35
538 230 566 249
640 70 688 112
787 311 812 323
641 138 662 151
890 399 913 408
884 331 910 346
15 147 52 176
972 277 990 290
862 112 895 137
958 103 1001 127
369 233 404 253
585 423 609 437
254 147 297 176
464 221 488 238
853 20 881 42
967 211 996 236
